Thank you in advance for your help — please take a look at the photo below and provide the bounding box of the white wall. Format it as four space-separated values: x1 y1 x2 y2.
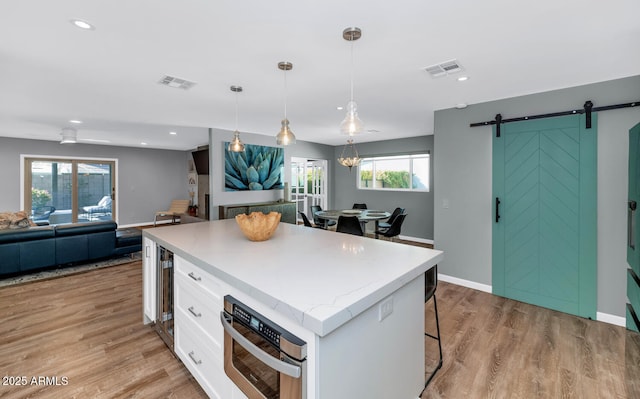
434 75 640 318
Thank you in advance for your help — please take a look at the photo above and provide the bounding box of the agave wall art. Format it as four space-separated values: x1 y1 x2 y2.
224 143 284 191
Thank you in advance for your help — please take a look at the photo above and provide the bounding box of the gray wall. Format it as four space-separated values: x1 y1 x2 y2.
0 137 191 226
434 75 640 318
208 128 335 216
333 136 434 241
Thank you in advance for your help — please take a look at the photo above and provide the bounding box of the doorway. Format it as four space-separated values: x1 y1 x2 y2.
291 158 329 223
492 114 597 318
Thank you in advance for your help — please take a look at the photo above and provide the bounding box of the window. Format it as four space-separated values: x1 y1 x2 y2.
357 153 429 192
24 156 116 224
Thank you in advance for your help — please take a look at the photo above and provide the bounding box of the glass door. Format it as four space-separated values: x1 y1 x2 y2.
307 160 328 210
78 162 114 221
291 158 328 223
25 157 116 224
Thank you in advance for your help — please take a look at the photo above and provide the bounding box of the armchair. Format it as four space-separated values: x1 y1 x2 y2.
154 199 190 226
83 196 112 220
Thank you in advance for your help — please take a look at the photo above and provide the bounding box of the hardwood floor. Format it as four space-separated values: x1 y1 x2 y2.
1 260 637 398
422 281 638 399
0 261 207 399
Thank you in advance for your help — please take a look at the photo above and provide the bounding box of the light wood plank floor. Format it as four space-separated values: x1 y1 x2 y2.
1 260 638 398
0 261 207 399
422 281 640 399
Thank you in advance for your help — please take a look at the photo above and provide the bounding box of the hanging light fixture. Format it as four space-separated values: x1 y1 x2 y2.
276 61 296 146
340 27 364 136
228 85 245 152
337 139 361 172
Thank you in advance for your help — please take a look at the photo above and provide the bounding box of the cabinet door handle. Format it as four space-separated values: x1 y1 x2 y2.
145 245 150 258
495 197 501 223
188 272 202 282
188 306 202 318
188 351 202 365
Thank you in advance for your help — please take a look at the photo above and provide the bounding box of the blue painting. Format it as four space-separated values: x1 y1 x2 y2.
224 143 284 191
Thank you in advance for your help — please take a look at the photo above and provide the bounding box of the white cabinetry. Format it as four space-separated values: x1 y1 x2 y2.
174 255 246 399
142 236 156 324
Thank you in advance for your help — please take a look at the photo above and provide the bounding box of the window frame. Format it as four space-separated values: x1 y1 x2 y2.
356 152 430 192
21 154 118 224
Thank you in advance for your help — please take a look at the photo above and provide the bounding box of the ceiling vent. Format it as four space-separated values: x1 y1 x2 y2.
158 75 197 90
424 59 463 78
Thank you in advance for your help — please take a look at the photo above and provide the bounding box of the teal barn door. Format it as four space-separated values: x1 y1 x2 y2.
492 114 597 318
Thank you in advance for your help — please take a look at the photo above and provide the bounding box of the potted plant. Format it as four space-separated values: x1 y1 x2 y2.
32 188 52 209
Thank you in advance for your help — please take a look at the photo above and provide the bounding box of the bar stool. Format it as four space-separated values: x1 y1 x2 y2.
424 264 442 388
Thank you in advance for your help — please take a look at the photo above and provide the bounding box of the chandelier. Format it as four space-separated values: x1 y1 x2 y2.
337 139 361 172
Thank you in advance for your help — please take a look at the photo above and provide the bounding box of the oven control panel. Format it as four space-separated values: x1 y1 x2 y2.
223 295 307 361
233 305 281 347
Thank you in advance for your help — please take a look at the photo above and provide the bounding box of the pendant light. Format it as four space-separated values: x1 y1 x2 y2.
276 61 296 146
340 27 364 136
228 85 245 152
337 139 361 172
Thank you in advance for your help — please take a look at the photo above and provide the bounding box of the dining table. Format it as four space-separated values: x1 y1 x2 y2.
314 209 391 238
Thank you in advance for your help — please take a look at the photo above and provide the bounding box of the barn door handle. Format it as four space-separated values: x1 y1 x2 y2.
629 200 637 250
495 197 501 223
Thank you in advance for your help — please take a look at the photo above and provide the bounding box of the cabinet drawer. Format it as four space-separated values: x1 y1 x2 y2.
175 315 231 399
175 276 224 350
174 256 224 304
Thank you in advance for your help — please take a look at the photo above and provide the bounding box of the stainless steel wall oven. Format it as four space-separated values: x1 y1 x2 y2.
221 295 307 399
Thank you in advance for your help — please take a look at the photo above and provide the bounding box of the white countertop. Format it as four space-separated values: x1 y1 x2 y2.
144 219 443 337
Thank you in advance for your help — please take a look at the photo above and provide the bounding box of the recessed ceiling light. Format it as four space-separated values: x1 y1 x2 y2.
141 142 148 146
169 131 177 135
455 103 468 109
337 106 344 111
70 19 95 30
457 76 469 82
69 119 83 124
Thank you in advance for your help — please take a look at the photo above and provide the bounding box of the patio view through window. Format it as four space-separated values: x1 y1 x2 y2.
25 157 116 225
357 153 430 192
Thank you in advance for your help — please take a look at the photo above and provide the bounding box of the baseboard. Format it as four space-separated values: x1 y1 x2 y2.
119 220 173 228
398 235 434 245
437 273 492 293
597 312 626 327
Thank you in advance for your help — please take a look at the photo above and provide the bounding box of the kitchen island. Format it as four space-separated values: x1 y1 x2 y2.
143 219 443 399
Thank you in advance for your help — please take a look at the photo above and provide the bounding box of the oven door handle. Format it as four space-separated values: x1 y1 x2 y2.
220 312 302 379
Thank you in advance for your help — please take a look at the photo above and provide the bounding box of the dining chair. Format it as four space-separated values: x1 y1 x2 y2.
424 264 442 388
352 203 368 210
336 215 363 236
299 212 314 227
310 205 336 229
377 207 404 230
374 213 407 241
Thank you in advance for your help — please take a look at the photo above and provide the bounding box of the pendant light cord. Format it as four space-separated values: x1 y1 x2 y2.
284 67 288 120
349 36 355 103
235 90 239 131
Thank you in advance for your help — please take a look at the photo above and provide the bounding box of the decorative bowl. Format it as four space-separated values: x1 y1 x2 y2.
235 211 282 242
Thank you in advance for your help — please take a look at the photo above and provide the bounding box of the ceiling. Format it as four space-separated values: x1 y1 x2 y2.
1 0 638 151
